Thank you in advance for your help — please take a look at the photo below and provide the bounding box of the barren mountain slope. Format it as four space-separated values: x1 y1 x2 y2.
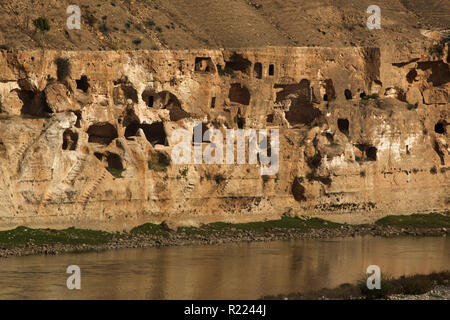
0 0 448 51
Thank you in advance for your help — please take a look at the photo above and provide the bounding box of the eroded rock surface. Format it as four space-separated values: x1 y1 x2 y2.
0 46 448 230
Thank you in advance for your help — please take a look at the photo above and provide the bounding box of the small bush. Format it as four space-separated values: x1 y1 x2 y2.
407 103 418 110
33 17 50 31
214 173 226 184
146 20 156 28
132 39 142 46
155 26 163 33
429 43 444 58
179 167 188 177
148 161 168 172
375 213 450 228
85 14 98 27
99 24 109 34
361 93 379 100
358 276 397 299
106 167 125 178
218 66 234 76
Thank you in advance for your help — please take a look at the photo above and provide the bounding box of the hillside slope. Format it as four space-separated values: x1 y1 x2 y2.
0 0 448 51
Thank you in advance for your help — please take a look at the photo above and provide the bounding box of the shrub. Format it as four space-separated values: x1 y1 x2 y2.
146 20 156 28
407 103 418 110
218 66 234 76
214 173 226 184
358 275 396 299
148 161 168 172
179 167 188 177
33 17 50 31
132 39 142 45
155 26 163 33
99 24 109 34
429 43 444 58
106 167 124 178
361 93 379 100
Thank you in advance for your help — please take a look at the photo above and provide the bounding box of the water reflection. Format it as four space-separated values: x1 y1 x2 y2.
0 236 448 299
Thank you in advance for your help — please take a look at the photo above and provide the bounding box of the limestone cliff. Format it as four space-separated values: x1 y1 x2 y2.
0 45 448 230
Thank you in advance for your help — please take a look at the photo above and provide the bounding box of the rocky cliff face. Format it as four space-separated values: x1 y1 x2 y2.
0 46 448 230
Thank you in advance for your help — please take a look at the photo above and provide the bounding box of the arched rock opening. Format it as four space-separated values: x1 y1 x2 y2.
62 129 78 150
106 152 123 171
435 121 446 134
292 178 306 202
125 121 140 138
225 53 251 74
276 79 322 126
76 75 89 93
87 122 118 145
229 83 250 105
195 57 216 73
141 122 167 146
18 89 52 117
337 118 349 135
156 91 189 121
356 143 377 161
142 88 155 107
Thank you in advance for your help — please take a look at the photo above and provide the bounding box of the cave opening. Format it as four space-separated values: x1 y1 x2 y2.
106 152 123 171
229 83 250 105
157 91 189 121
76 75 90 93
192 122 211 143
121 85 139 103
141 121 167 146
194 57 216 73
356 143 377 161
337 118 349 135
225 53 252 74
324 79 336 101
276 79 322 126
237 116 245 129
254 62 262 79
62 129 78 150
73 111 82 128
366 146 377 161
142 88 155 107
435 121 446 134
87 122 118 145
268 64 274 76
406 69 417 84
18 89 52 117
344 89 352 100
125 121 140 139
55 58 71 82
292 178 306 202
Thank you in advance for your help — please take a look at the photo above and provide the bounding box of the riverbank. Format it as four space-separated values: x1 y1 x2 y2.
1 213 449 258
261 271 450 300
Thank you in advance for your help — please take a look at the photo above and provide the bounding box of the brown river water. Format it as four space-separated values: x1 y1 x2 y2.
0 236 449 299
